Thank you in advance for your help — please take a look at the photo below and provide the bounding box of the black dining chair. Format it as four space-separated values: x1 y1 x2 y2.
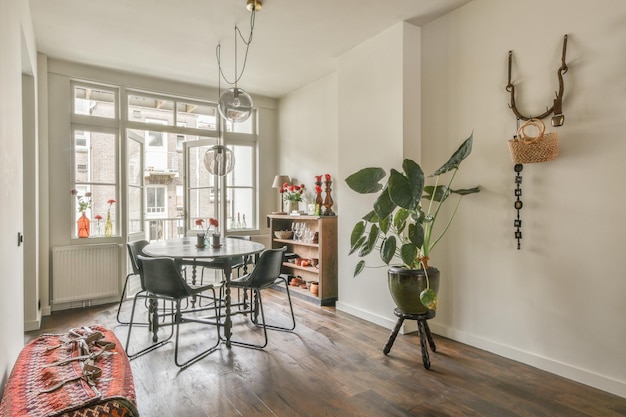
125 255 221 367
116 240 149 325
227 246 295 349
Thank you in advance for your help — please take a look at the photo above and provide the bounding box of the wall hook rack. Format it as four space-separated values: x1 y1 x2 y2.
506 34 569 127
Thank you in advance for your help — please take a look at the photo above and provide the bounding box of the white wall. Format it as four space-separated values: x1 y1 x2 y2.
279 1 626 398
336 22 422 327
277 73 339 210
0 0 37 393
420 0 626 397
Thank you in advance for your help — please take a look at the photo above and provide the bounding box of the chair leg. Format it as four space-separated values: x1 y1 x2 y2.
125 293 174 360
230 288 269 349
259 277 296 332
173 288 221 367
230 281 296 350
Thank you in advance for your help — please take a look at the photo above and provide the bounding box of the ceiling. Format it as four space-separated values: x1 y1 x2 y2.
29 0 471 98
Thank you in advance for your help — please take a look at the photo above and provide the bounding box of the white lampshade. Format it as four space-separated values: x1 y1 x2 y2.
203 145 235 176
218 88 253 123
272 175 290 189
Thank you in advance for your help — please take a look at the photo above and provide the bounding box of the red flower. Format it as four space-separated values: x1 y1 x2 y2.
195 219 204 226
315 185 323 193
209 218 219 228
107 199 116 206
315 175 322 183
95 214 103 220
325 173 331 181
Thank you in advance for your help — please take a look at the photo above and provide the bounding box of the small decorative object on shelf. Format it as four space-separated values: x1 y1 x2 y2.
104 199 115 237
322 173 335 216
94 214 103 236
314 175 323 215
281 182 305 214
77 212 90 238
71 189 91 238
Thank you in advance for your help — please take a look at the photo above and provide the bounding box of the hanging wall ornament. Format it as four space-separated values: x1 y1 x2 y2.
505 35 570 249
506 34 569 127
513 163 523 250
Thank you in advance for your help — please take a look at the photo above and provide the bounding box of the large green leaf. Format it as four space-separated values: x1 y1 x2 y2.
381 236 396 264
345 167 386 194
354 260 365 277
400 243 418 268
393 209 409 235
379 214 391 234
408 223 424 248
388 160 424 209
349 235 367 255
362 210 378 223
373 187 396 220
432 133 474 176
451 186 481 195
359 224 379 257
350 221 366 247
423 185 451 202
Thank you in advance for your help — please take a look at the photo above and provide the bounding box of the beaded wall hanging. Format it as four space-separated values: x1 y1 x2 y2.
505 35 570 249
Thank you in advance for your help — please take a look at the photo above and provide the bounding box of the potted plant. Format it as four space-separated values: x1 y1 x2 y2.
345 133 480 314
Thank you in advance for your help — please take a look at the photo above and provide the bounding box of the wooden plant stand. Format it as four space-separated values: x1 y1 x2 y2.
383 308 437 369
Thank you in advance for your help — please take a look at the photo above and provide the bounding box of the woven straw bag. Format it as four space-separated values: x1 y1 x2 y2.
508 119 558 164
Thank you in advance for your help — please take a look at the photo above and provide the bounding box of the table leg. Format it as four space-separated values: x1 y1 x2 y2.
223 261 232 348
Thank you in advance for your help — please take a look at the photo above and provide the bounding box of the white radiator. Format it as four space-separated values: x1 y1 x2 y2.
251 234 272 248
51 244 121 304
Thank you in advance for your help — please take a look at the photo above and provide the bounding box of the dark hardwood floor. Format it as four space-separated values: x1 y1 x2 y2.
26 289 626 417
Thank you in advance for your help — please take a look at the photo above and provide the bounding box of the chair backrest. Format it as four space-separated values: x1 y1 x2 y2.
137 255 191 299
127 240 149 275
247 247 286 288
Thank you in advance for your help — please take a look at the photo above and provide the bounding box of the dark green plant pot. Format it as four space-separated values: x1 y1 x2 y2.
387 266 440 314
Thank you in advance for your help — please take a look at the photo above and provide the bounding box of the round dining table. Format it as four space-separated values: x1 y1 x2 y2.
143 237 265 347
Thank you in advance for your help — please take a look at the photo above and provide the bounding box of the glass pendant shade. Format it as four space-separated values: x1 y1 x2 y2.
204 145 235 176
218 88 253 123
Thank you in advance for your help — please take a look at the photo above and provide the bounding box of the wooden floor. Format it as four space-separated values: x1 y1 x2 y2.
26 289 626 417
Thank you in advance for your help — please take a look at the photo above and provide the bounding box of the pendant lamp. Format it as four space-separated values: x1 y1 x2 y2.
204 144 235 176
216 0 261 124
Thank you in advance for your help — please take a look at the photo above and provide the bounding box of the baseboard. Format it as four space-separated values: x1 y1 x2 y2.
336 301 397 329
429 322 626 399
24 316 41 332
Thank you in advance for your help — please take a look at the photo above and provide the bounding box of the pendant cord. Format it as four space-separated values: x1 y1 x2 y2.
216 8 256 86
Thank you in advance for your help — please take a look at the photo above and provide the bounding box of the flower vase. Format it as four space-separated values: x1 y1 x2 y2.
78 212 90 238
211 233 221 248
323 180 335 215
285 200 293 215
104 211 113 237
315 182 323 215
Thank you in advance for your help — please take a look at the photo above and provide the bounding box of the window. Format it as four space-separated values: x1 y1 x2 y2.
71 82 119 238
71 129 118 237
70 83 259 241
146 186 166 214
226 143 256 230
73 85 116 119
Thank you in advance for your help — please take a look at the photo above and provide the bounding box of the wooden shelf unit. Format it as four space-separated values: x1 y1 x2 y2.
268 215 337 306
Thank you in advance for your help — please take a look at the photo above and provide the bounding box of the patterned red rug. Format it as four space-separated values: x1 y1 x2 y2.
0 325 138 417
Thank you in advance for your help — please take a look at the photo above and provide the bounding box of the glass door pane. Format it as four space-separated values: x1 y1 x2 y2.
185 138 219 234
126 130 144 238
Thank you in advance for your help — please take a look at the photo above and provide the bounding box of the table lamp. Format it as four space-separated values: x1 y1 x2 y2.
272 175 290 214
